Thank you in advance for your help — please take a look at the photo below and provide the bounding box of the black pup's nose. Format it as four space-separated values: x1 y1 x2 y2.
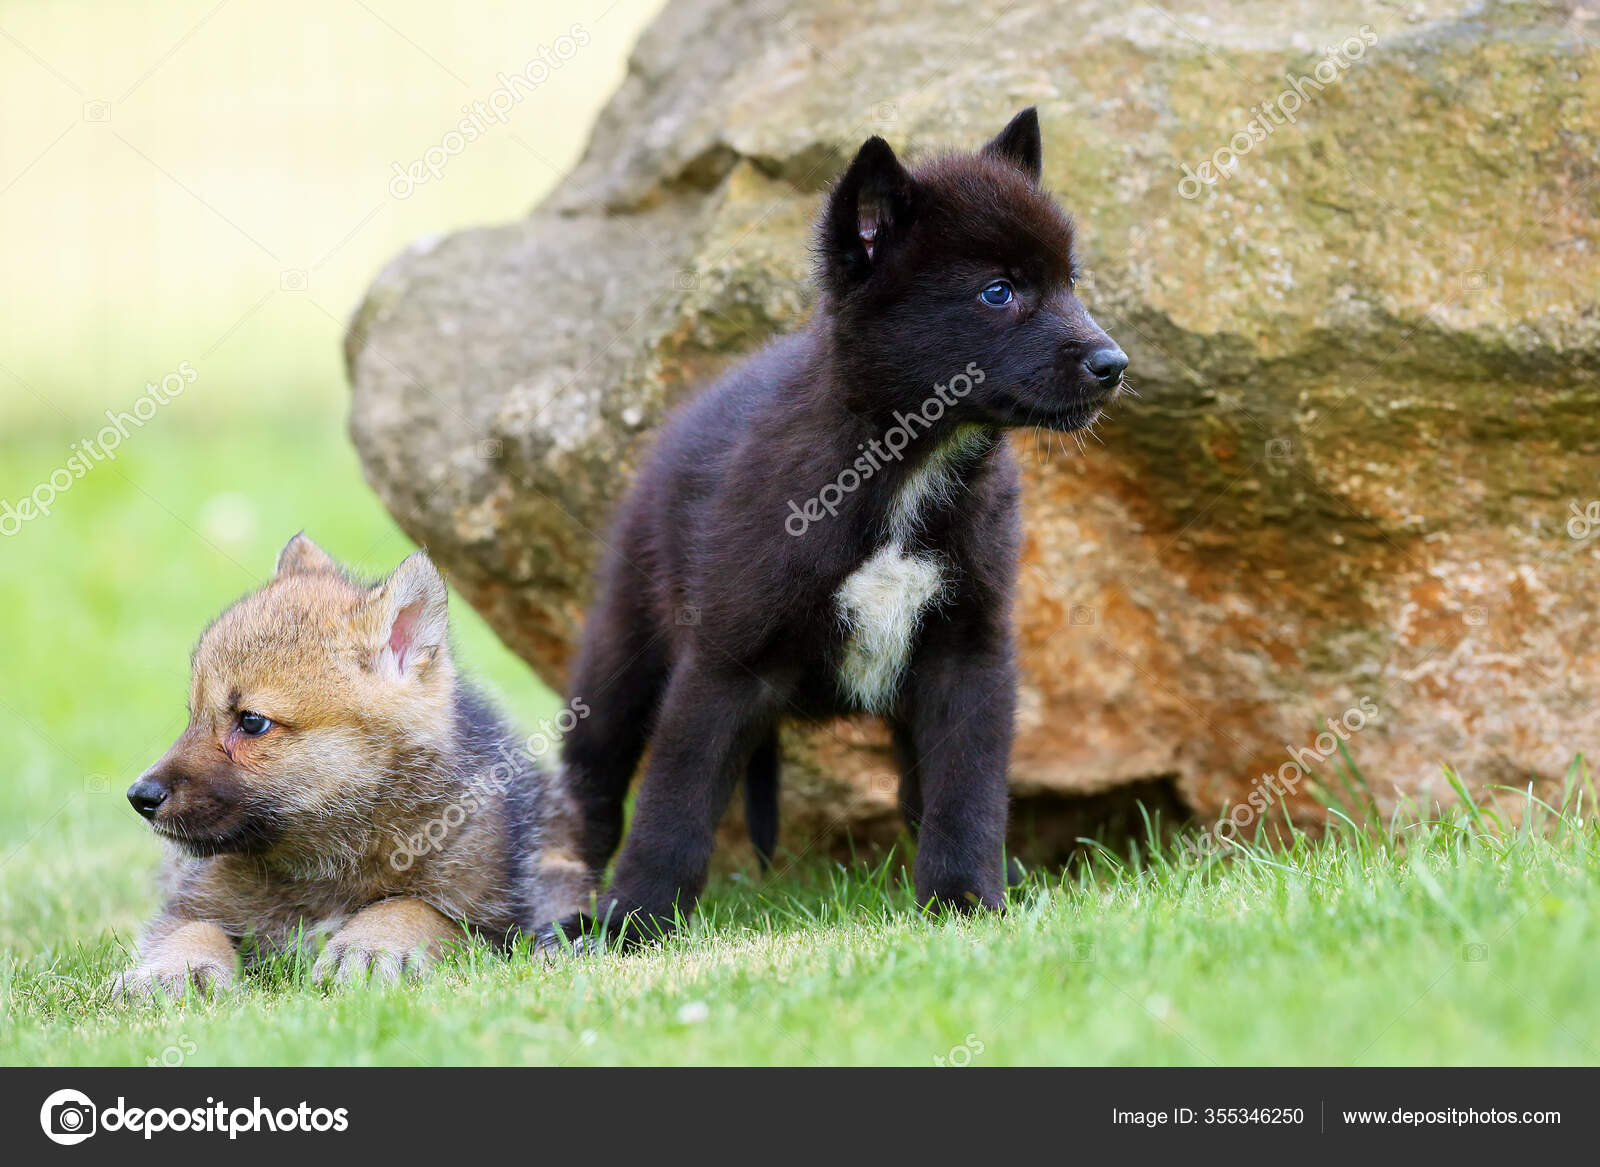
1084 347 1128 384
126 777 169 820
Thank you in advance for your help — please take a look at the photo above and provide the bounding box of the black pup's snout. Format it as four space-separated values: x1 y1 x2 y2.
127 776 170 820
1084 347 1128 385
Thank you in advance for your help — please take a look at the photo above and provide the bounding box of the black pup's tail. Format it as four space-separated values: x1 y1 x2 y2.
744 732 780 870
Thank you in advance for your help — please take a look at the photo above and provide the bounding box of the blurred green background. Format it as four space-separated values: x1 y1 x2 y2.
0 0 666 958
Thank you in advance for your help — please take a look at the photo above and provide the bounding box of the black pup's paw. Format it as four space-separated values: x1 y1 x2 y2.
531 922 590 959
913 870 1007 916
537 922 604 954
546 907 675 954
917 890 1003 916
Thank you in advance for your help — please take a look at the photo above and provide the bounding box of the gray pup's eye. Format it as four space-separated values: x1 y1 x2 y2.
237 710 272 735
979 280 1014 307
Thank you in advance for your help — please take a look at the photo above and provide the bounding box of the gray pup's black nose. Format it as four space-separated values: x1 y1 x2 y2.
126 777 169 820
1084 348 1128 384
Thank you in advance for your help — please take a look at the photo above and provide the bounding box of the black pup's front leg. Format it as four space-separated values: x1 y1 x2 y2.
563 656 771 946
898 623 1015 912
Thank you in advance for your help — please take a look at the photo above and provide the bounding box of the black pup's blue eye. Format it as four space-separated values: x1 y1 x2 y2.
980 280 1014 306
238 711 271 736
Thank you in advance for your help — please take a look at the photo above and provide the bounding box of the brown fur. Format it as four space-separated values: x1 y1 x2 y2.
111 534 590 999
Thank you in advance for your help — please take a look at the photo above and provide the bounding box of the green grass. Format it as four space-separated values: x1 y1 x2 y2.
4 772 1598 1066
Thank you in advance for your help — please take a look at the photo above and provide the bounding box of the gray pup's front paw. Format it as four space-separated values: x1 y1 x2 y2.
312 899 455 986
312 934 430 985
109 920 240 1004
109 956 234 1003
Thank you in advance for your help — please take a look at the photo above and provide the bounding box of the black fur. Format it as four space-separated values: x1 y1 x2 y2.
559 109 1126 942
742 731 780 870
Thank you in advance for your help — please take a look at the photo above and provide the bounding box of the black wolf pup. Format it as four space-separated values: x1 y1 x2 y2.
558 109 1127 942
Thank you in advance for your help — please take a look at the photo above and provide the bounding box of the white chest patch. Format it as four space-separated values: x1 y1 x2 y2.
835 541 947 712
832 426 990 710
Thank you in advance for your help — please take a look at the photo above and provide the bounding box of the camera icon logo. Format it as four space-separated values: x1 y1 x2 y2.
82 101 111 123
40 1088 97 1145
1068 605 1096 627
1462 942 1488 963
1265 438 1293 460
83 774 111 794
675 605 701 626
476 438 503 460
279 269 308 292
674 270 699 291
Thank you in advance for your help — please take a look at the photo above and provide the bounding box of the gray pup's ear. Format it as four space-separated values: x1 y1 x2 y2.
275 531 338 577
982 107 1043 184
363 550 449 679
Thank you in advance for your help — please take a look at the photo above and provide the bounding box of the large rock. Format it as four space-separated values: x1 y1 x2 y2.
348 0 1600 861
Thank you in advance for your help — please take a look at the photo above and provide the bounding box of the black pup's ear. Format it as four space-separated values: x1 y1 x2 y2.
982 107 1042 184
820 136 916 290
